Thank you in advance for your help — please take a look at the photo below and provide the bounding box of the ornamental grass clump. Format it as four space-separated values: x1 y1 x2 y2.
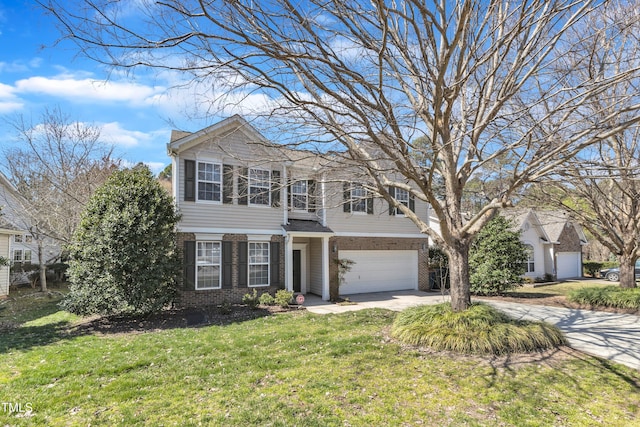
391 303 566 355
568 286 640 309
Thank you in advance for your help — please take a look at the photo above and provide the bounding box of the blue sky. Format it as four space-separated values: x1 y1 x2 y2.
0 1 223 174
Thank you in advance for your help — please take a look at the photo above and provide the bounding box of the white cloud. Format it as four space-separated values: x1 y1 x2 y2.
0 82 22 113
14 75 166 106
99 121 167 148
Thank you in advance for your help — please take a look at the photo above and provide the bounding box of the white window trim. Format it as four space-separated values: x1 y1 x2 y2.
248 242 270 287
196 161 223 203
351 185 368 214
12 249 23 263
395 188 410 216
524 243 535 274
14 235 23 243
248 168 271 207
196 241 222 290
291 180 309 212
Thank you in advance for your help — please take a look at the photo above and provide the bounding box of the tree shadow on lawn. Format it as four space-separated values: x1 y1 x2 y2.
0 304 302 354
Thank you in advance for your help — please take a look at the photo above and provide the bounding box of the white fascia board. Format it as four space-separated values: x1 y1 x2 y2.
333 232 429 239
178 227 282 235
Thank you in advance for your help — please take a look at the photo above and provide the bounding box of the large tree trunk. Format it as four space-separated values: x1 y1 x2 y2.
618 254 637 289
38 240 47 292
448 242 472 312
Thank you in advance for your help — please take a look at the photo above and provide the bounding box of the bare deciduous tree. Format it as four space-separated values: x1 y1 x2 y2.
2 107 119 291
42 0 640 310
528 1 640 289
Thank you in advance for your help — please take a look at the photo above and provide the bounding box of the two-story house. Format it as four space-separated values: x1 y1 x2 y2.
167 115 431 305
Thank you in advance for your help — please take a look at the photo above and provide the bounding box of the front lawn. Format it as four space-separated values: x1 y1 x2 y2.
1 293 639 426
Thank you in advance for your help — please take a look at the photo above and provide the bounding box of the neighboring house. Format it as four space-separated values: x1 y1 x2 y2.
504 209 587 280
167 115 431 305
0 219 20 297
0 172 58 289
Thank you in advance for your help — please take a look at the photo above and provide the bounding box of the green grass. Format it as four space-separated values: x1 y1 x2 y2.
0 293 639 426
391 303 566 355
568 286 640 309
504 280 613 298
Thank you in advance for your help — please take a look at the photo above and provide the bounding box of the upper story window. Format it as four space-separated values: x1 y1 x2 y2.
249 168 271 206
389 186 415 216
14 235 23 243
291 180 308 211
343 182 373 214
197 162 222 202
351 185 368 213
25 235 33 243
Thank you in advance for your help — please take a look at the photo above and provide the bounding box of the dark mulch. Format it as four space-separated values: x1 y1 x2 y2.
68 304 306 336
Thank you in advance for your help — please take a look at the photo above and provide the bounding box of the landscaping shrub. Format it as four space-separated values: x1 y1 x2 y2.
242 289 260 310
63 165 181 316
391 303 566 355
469 216 528 295
583 261 603 277
259 292 275 306
568 286 640 309
274 289 294 308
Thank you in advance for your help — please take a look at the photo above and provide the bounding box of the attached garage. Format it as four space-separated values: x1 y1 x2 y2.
338 250 418 295
556 252 582 279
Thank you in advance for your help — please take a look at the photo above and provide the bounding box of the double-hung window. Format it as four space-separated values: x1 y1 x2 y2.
196 241 221 289
291 180 308 211
12 249 23 263
197 162 222 202
395 188 410 215
249 242 270 286
351 184 368 213
249 169 271 206
524 244 535 273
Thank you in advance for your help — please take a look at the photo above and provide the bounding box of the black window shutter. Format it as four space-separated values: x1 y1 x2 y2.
238 241 248 287
271 170 281 207
388 186 396 215
367 193 374 215
409 193 415 213
223 164 234 204
221 241 233 288
184 160 195 202
270 241 281 286
238 167 248 205
343 182 351 213
183 240 196 290
308 180 316 212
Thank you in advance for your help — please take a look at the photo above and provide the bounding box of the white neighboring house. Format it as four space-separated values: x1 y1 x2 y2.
406 207 585 282
0 172 59 291
504 209 588 280
0 219 20 297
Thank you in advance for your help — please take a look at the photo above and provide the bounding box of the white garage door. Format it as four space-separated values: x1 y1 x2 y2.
339 250 418 295
556 252 582 279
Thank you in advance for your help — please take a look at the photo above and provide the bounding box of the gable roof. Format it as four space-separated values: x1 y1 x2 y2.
503 208 587 244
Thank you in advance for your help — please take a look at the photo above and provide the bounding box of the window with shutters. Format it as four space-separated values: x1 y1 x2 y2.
249 168 271 206
196 241 221 289
394 188 410 215
197 162 222 202
249 242 270 286
351 184 368 214
291 180 308 211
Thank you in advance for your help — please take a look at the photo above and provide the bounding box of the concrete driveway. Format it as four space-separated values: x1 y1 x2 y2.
304 290 640 370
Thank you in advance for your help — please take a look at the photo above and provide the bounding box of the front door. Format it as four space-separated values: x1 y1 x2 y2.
293 249 302 292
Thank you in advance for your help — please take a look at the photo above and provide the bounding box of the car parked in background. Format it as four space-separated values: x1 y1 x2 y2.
600 261 640 282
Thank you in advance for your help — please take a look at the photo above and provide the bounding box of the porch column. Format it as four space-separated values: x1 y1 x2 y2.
285 234 294 292
321 236 330 300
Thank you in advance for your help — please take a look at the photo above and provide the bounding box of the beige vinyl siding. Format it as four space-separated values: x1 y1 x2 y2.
0 234 10 296
177 135 285 231
324 182 429 235
309 238 323 295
